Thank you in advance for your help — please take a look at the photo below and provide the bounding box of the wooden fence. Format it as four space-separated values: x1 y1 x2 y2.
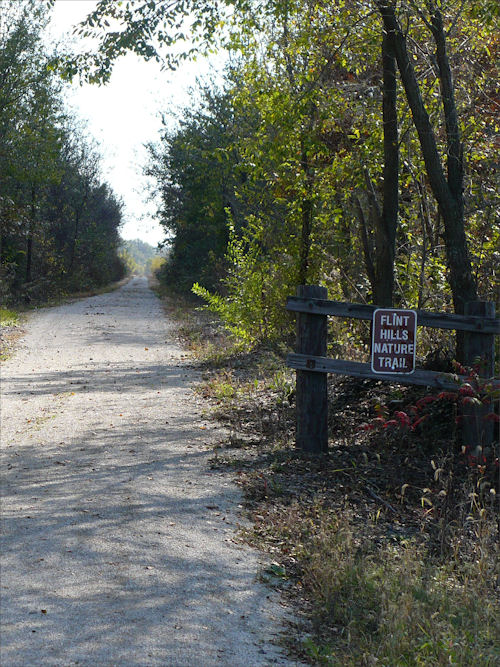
286 285 499 454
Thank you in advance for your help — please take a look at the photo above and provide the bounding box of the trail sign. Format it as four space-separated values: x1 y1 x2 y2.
371 309 417 374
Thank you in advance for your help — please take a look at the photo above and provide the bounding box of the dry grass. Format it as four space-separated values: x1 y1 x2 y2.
249 503 499 666
157 289 500 666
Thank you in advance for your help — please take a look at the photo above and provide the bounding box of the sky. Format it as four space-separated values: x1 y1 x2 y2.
46 0 224 247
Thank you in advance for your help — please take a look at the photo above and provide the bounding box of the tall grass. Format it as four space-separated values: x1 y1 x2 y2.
277 506 499 666
153 285 500 666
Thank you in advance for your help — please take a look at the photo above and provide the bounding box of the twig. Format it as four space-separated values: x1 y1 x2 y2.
365 485 398 513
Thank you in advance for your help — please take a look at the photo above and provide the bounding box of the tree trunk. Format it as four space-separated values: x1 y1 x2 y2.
376 1 478 317
298 140 314 286
68 210 80 274
356 29 399 308
25 234 32 284
375 29 399 307
298 102 316 286
25 185 36 287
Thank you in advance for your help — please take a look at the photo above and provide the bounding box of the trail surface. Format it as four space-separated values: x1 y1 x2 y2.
0 277 299 666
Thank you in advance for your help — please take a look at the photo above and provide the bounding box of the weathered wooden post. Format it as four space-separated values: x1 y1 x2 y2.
295 285 328 453
462 301 496 449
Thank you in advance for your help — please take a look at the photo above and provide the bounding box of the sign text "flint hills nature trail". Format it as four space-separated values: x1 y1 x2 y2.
371 309 417 374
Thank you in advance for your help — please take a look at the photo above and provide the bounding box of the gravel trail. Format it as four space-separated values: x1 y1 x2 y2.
0 277 300 667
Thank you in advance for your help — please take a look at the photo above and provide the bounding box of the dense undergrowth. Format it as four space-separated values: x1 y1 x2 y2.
157 284 500 666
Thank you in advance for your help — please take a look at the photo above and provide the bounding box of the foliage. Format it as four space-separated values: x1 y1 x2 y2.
296 515 499 666
149 255 166 275
0 308 19 327
53 0 235 82
134 1 498 352
119 238 160 275
145 83 241 291
364 363 500 494
0 0 126 304
192 216 296 344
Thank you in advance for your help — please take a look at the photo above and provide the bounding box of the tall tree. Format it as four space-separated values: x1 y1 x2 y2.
68 0 496 328
375 1 478 314
0 0 126 302
145 85 240 291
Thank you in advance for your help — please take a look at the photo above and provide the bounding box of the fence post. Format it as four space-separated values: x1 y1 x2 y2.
295 284 328 453
462 301 496 449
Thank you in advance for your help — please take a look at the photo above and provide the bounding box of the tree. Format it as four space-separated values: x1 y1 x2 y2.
375 1 478 314
68 0 497 336
54 0 233 82
0 0 126 302
145 84 240 291
119 238 160 274
0 0 62 297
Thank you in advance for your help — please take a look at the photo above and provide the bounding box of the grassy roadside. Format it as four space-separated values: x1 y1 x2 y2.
0 307 20 327
58 274 132 302
0 307 25 361
155 284 499 666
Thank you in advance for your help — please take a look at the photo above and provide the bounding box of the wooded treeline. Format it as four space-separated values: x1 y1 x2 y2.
140 0 498 349
3 0 497 332
0 0 125 304
119 238 162 275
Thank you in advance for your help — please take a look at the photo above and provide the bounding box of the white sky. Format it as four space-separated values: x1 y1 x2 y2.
46 0 225 246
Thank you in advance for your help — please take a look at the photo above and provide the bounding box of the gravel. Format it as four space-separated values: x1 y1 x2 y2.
0 277 302 667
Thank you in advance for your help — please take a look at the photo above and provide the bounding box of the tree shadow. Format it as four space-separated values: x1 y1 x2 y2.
1 421 288 665
3 361 198 397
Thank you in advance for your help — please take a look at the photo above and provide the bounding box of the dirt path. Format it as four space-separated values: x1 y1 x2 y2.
0 277 300 667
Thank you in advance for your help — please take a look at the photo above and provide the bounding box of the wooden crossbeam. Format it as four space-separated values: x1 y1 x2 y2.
286 353 486 391
286 297 500 334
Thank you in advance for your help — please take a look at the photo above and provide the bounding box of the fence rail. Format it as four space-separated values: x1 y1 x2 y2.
286 354 477 391
286 297 500 334
286 286 499 454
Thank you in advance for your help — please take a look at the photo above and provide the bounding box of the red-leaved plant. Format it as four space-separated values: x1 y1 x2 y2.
360 362 499 478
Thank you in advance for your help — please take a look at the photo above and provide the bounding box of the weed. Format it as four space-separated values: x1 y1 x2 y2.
199 371 237 403
242 471 285 501
0 308 25 361
0 308 20 327
153 290 500 666
269 369 295 407
267 506 499 665
302 637 335 665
